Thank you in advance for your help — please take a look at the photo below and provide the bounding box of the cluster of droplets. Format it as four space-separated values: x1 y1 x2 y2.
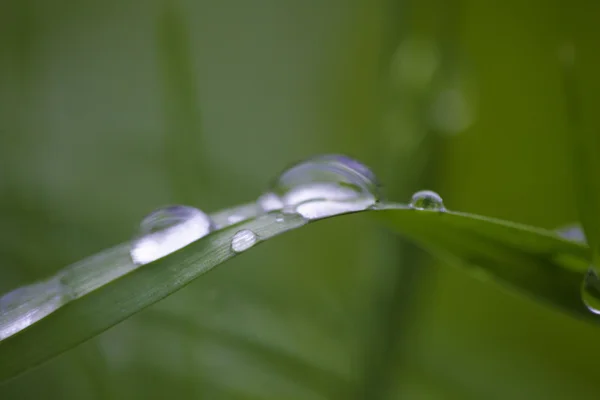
128 155 451 266
130 154 385 265
9 152 600 343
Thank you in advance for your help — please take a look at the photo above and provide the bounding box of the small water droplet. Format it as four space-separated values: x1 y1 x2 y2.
130 205 214 265
264 154 380 220
231 229 258 253
582 267 600 315
410 190 445 211
275 213 285 222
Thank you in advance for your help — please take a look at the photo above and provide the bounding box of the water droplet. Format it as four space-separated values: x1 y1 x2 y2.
582 267 600 315
275 213 285 222
266 154 379 220
231 229 258 253
0 278 70 340
410 190 445 211
130 205 214 265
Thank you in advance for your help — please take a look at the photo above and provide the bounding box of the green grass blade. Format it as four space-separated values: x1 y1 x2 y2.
376 206 590 318
0 203 592 384
0 211 306 383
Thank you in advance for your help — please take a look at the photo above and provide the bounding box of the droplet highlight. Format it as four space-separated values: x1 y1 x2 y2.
556 224 587 243
264 154 380 220
582 267 600 315
130 205 214 265
410 190 445 211
257 192 284 213
231 229 258 253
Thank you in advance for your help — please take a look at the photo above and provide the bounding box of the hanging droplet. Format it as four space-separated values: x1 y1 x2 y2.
582 267 600 315
409 190 445 211
263 154 380 220
130 205 214 265
231 229 258 253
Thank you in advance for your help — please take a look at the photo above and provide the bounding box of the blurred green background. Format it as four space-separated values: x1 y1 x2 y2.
1 0 599 398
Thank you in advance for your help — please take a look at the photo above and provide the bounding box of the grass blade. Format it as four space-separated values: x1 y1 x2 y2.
376 206 590 318
0 202 592 384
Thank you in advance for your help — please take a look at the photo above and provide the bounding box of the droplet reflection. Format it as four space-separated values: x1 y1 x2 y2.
0 279 69 340
410 190 445 211
582 267 600 315
231 229 258 253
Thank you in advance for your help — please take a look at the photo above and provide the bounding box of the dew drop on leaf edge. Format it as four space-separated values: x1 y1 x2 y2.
409 190 445 211
130 205 215 265
582 267 600 315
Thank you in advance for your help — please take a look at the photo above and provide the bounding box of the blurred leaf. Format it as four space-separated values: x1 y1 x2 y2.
377 207 590 319
560 45 600 266
0 202 592 387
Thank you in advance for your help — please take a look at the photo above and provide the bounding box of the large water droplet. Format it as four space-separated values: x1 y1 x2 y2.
582 267 600 315
265 154 379 220
130 205 214 265
410 190 445 211
231 229 258 253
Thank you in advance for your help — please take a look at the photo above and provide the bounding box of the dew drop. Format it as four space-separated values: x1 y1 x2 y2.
264 154 380 220
0 278 70 340
130 205 214 265
231 229 258 253
582 267 600 315
410 190 445 211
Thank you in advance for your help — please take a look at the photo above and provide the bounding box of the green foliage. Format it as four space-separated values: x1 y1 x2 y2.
2 0 600 399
